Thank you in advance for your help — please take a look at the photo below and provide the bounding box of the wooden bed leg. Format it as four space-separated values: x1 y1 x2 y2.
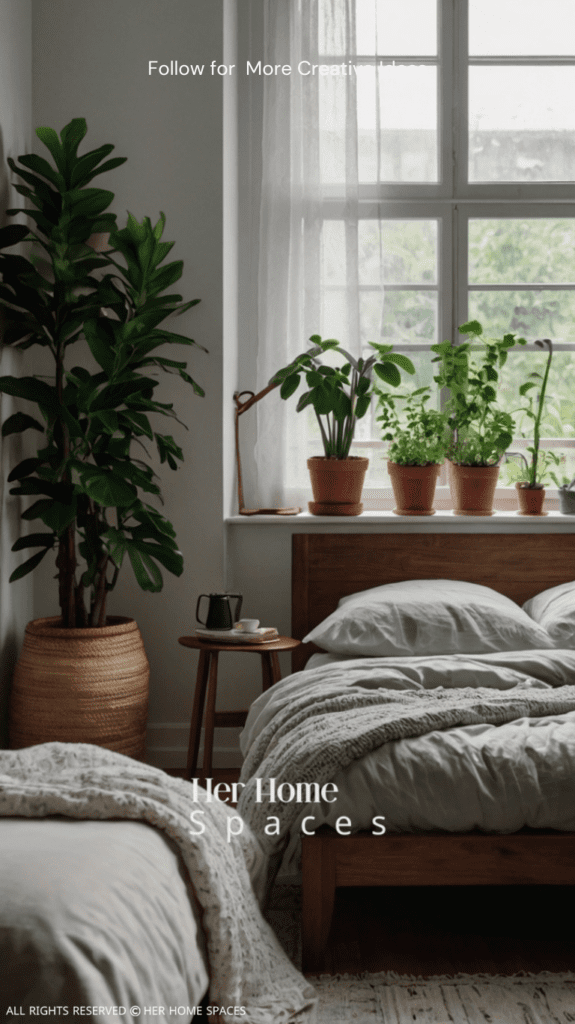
301 831 336 973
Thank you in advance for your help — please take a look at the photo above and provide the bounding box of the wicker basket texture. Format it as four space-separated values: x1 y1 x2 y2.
9 616 149 759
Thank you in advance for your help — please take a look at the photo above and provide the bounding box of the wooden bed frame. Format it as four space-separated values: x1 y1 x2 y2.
291 532 575 971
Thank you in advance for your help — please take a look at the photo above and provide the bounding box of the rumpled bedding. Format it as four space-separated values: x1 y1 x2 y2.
0 743 317 1024
238 649 575 869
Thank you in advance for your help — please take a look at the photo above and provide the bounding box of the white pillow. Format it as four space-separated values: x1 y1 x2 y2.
303 578 554 658
523 581 575 647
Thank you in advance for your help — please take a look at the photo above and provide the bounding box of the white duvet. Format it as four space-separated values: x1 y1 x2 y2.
239 649 575 873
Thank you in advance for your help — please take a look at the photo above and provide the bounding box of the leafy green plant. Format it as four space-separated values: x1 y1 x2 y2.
271 335 415 459
375 386 448 465
431 320 524 466
504 338 561 488
0 119 205 628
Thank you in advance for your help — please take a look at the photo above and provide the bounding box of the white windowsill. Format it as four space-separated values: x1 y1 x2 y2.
227 510 575 531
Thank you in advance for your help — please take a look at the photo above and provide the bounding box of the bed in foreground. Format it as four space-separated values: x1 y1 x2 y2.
0 743 316 1023
237 531 575 971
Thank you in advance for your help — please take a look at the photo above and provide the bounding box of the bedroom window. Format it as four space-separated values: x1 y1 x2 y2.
251 0 575 510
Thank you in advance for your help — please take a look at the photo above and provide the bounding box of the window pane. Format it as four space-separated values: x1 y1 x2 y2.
470 0 575 57
358 220 437 284
354 0 437 56
320 67 438 184
469 68 575 182
496 351 575 441
469 219 575 285
469 289 575 343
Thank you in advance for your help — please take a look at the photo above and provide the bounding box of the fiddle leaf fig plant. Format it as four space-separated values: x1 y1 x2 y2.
271 335 415 458
0 119 205 628
431 320 524 466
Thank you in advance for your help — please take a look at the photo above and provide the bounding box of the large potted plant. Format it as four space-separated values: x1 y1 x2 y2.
0 120 205 756
432 321 523 515
376 386 448 515
505 339 560 515
272 335 414 514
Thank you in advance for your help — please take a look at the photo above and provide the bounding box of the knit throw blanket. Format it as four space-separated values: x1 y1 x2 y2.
237 673 575 856
0 743 316 1024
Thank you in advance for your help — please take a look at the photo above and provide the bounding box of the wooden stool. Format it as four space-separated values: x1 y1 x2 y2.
178 635 301 777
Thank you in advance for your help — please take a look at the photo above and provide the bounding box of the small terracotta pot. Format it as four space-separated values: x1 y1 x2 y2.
307 456 369 515
515 482 547 516
9 616 149 759
448 462 499 516
387 461 441 516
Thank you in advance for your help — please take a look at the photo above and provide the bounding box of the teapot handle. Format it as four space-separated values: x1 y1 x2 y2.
228 594 243 622
196 594 209 626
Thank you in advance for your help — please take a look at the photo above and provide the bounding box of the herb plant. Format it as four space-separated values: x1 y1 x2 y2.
376 386 448 466
431 320 523 466
272 335 415 459
0 119 205 628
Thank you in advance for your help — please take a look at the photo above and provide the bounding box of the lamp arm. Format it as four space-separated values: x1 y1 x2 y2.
233 383 301 516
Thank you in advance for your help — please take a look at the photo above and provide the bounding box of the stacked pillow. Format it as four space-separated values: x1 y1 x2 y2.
303 578 560 658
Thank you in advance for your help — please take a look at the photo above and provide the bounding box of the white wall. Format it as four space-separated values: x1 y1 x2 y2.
0 0 33 746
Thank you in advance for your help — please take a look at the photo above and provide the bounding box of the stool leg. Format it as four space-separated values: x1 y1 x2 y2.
187 650 210 776
202 651 219 778
261 651 282 690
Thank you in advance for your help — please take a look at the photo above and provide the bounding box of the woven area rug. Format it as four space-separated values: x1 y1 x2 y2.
265 886 575 1023
309 971 575 1023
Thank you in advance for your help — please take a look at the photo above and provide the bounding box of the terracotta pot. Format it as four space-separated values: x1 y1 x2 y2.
515 482 547 516
559 488 575 515
448 462 500 516
387 461 441 516
9 616 149 759
307 456 369 515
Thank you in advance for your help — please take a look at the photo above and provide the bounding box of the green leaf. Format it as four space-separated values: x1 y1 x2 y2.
12 533 54 551
35 126 65 173
0 224 30 250
127 545 163 592
1 412 45 437
280 374 301 400
383 352 416 375
60 118 88 161
77 467 137 507
354 393 371 419
9 547 51 582
0 376 58 412
519 381 537 396
373 362 401 388
7 458 40 482
90 378 156 412
459 320 483 337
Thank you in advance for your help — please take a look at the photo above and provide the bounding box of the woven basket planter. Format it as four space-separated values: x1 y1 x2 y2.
9 616 149 760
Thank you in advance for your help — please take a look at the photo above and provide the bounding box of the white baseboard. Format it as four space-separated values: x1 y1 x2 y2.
145 721 243 770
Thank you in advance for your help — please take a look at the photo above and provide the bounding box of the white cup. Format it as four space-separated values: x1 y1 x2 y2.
236 618 260 632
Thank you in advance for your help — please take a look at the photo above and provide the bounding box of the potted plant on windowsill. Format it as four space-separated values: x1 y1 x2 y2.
431 320 524 516
271 335 415 514
0 119 205 757
505 339 561 515
375 386 448 515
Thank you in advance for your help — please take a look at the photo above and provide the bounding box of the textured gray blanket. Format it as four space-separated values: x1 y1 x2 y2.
238 672 575 855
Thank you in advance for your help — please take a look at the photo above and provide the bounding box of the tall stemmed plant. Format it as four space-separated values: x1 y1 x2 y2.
0 119 204 627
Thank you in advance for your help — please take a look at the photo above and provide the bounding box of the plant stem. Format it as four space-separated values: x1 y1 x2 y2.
531 342 553 487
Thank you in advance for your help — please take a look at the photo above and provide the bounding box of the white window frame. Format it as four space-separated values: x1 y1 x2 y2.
327 0 575 506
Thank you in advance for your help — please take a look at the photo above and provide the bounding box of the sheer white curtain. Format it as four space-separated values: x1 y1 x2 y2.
255 0 365 508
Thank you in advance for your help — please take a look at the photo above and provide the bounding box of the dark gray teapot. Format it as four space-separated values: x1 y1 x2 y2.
196 592 243 630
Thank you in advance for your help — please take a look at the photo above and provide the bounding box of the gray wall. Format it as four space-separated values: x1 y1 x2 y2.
0 0 33 746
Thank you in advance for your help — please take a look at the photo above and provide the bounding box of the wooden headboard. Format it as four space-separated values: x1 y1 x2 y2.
291 532 575 672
